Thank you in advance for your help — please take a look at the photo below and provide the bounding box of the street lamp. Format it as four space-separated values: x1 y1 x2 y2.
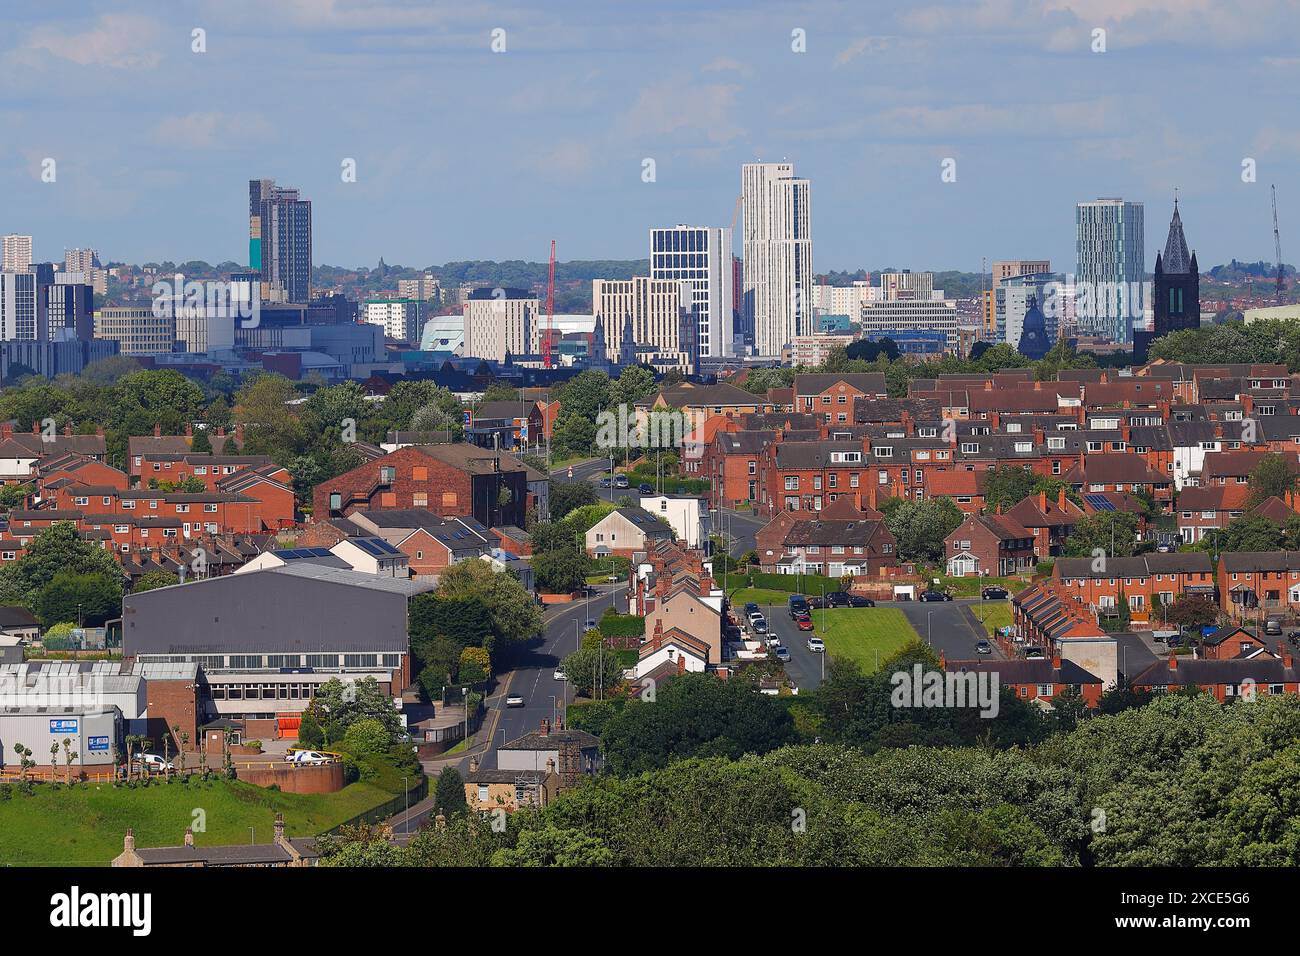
927 610 933 647
462 686 469 743
402 775 410 822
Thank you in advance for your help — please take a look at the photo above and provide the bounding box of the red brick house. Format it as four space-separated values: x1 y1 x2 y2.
313 444 529 528
1130 653 1300 702
944 513 1036 577
1006 488 1084 558
939 653 1106 708
1052 552 1216 625
1176 483 1250 543
754 496 896 577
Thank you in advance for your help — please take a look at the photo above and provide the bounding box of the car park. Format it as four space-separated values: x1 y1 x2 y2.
506 694 525 708
806 636 826 652
981 586 1009 600
975 640 993 655
920 590 952 602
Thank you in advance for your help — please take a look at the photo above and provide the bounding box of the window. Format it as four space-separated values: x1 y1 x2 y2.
875 446 893 458
961 442 979 454
785 476 799 491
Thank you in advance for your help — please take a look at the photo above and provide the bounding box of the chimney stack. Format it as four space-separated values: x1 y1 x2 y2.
273 813 285 843
469 756 479 773
540 718 550 737
184 827 195 847
153 423 161 438
235 423 245 443
1168 652 1178 670
1052 652 1062 670
62 422 71 437
124 828 135 852
185 423 193 438
1058 487 1067 510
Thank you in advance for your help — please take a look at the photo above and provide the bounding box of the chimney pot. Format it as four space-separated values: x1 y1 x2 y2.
273 813 285 842
124 828 135 851
184 827 194 847
153 423 161 438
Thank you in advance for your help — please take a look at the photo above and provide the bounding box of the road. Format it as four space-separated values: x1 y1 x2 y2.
480 582 628 769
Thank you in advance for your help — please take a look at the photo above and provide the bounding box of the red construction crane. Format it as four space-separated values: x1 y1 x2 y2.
543 239 557 368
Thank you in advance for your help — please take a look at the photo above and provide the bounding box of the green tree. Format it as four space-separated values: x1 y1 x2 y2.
306 677 403 740
491 825 614 867
549 480 598 521
341 717 393 755
880 496 964 564
1248 453 1299 508
458 646 492 684
189 427 212 453
434 766 468 817
33 571 122 628
559 643 624 700
131 570 179 593
532 544 589 594
1061 511 1139 558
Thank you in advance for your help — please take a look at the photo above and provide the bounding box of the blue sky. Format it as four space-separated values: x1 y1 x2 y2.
1 0 1297 274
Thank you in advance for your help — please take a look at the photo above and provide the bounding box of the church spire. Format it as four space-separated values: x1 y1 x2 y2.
1162 193 1192 274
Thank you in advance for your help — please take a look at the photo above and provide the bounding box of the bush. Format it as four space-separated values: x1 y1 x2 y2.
244 739 263 753
342 718 393 756
743 571 842 596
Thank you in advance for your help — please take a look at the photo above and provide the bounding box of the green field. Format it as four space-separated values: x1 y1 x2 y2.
812 607 918 674
972 602 1013 636
930 574 1030 597
0 776 399 866
727 587 800 608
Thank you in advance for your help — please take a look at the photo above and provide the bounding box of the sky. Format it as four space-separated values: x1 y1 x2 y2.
1 0 1298 274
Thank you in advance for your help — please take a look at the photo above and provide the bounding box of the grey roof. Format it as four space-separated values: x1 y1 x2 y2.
264 563 433 595
1220 551 1300 573
1160 201 1193 274
1055 552 1213 579
501 728 600 751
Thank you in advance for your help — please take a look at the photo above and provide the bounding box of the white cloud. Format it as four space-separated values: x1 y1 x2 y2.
152 112 275 150
835 36 892 66
24 13 163 69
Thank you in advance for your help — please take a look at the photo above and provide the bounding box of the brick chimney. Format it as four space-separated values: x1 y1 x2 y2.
1168 652 1178 670
184 423 193 438
62 422 71 436
546 757 556 776
235 423 244 443
1038 490 1047 512
124 828 135 852
938 651 947 668
1285 653 1294 669
1052 651 1062 670
469 756 479 773
183 827 194 847
0 423 11 441
1057 487 1067 510
273 813 285 843
153 423 161 438
539 718 550 737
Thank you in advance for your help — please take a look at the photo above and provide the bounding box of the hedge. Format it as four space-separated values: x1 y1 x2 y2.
598 609 645 638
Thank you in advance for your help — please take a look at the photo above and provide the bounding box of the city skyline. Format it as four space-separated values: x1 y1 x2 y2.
0 2 1297 273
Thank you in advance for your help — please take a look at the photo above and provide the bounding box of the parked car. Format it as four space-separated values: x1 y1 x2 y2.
553 668 568 681
920 590 952 602
975 639 993 655
806 636 826 652
506 694 525 708
766 635 783 648
638 483 654 494
981 586 1009 600
743 602 760 616
788 595 809 618
825 591 851 608
1266 617 1284 636
773 645 792 662
614 475 630 489
750 615 768 634
796 615 815 632
598 476 612 488
847 595 875 608
132 753 174 774
806 595 825 610
284 751 331 765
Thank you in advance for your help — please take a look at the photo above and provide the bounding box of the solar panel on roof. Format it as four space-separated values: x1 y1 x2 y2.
1084 494 1116 512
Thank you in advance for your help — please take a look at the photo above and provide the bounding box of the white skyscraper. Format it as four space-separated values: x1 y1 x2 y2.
1075 198 1145 343
649 225 733 358
2 235 32 273
742 162 813 357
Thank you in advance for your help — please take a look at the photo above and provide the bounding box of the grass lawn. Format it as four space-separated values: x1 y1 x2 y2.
931 574 1031 597
972 602 1013 637
727 587 800 608
0 776 399 866
812 607 918 674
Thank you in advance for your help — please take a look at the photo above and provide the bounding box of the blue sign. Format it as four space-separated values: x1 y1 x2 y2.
462 409 472 427
49 719 78 734
519 421 529 442
88 736 109 752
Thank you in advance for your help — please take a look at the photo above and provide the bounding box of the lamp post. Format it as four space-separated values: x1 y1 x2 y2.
927 610 933 647
402 775 410 823
462 686 469 744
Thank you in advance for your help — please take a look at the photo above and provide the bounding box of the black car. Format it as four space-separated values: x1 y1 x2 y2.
825 591 851 608
806 595 825 609
981 586 1009 600
847 595 876 608
638 483 654 494
919 590 952 602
